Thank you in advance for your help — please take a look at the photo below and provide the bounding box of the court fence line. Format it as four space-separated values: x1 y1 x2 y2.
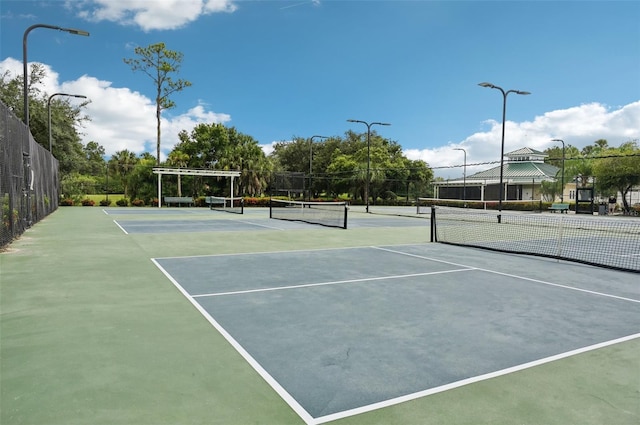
1 100 59 248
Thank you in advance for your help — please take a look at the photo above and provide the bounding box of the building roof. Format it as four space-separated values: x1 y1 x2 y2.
434 147 560 186
505 147 547 158
468 161 559 182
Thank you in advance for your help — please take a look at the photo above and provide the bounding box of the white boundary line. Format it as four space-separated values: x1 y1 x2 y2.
112 220 128 235
150 258 316 425
191 268 475 298
374 246 640 304
313 333 640 424
152 245 640 425
234 219 286 230
153 245 376 260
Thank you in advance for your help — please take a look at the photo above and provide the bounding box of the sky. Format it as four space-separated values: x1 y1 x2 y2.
1 0 639 178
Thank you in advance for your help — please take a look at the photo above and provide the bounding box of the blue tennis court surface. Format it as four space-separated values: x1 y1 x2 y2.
152 244 640 424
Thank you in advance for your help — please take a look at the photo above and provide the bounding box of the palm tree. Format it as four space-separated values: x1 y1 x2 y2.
109 150 138 198
167 150 189 196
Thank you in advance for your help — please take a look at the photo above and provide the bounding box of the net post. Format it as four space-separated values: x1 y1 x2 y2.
269 197 273 219
430 206 437 242
343 204 348 229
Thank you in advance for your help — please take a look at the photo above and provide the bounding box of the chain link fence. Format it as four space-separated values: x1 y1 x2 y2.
1 100 59 248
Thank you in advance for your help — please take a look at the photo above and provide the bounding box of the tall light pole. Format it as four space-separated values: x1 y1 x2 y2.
23 24 90 127
478 82 530 222
309 135 328 200
48 93 87 152
347 119 391 213
453 147 467 203
551 139 565 203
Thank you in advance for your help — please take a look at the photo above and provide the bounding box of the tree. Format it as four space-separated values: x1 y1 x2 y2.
124 42 192 165
592 141 640 212
109 150 139 198
81 141 106 176
173 123 271 197
128 155 157 203
326 152 361 198
540 180 560 202
0 64 88 176
216 128 271 196
167 149 189 197
270 131 432 202
0 69 24 115
60 172 99 201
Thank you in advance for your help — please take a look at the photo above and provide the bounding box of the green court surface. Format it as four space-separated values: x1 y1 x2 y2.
1 207 639 425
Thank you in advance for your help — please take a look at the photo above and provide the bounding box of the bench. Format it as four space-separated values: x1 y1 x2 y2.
204 196 226 207
164 196 193 207
549 203 569 213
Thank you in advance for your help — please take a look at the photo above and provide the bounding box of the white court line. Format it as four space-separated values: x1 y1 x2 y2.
312 333 640 425
112 220 128 235
191 268 475 298
152 247 640 425
150 258 316 425
153 244 380 260
234 219 286 230
374 246 640 304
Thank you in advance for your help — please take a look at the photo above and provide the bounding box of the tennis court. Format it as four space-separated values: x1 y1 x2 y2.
106 206 428 234
153 244 639 424
1 206 639 425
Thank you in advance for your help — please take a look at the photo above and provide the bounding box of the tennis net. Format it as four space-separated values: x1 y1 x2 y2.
269 199 348 229
430 206 640 273
206 196 244 214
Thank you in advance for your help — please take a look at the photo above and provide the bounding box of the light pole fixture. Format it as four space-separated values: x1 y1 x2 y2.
551 139 566 203
48 93 87 152
453 147 467 203
478 82 530 222
23 24 90 127
309 135 328 200
347 119 391 213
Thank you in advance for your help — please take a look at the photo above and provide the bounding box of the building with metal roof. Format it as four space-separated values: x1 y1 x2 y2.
434 147 562 202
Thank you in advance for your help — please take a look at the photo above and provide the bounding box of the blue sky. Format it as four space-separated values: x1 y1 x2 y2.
1 0 639 177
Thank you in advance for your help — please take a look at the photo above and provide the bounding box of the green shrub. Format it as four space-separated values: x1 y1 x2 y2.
99 199 112 206
383 191 397 200
244 197 272 207
116 198 129 207
2 200 18 230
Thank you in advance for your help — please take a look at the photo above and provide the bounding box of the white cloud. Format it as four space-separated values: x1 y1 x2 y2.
68 0 237 31
405 101 640 179
1 57 60 98
2 57 638 174
260 141 277 156
0 57 232 162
